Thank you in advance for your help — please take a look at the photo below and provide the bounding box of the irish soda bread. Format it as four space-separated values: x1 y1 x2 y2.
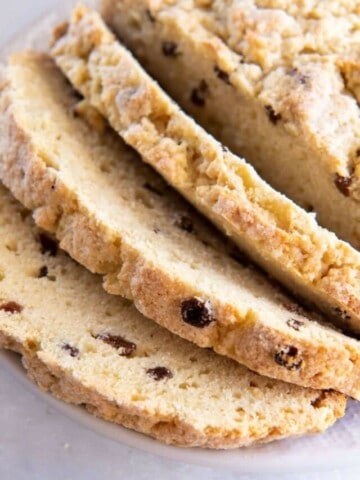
51 5 360 335
101 0 360 249
2 52 360 396
1 185 345 447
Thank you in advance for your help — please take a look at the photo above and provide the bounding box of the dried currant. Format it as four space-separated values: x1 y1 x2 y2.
39 233 58 256
334 173 352 196
214 66 231 85
38 266 48 278
274 345 302 370
175 215 194 233
191 80 208 106
287 68 309 85
96 333 136 357
265 105 282 124
62 343 79 358
162 41 180 57
286 318 304 331
181 297 215 328
0 301 23 314
146 366 173 381
73 89 84 102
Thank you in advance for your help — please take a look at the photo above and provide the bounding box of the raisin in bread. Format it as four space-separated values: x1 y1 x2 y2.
101 0 360 250
50 5 360 336
1 52 360 398
1 185 345 447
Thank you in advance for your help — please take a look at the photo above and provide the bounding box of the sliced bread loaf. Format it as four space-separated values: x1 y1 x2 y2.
1 184 346 447
50 5 360 336
101 0 360 250
1 51 360 397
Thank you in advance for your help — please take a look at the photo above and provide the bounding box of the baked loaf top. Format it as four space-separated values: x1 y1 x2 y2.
101 0 360 248
178 0 360 212
1 185 345 448
51 5 360 334
1 51 360 397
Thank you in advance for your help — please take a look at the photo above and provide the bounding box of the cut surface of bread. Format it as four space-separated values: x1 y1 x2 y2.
1 51 360 398
51 5 360 337
101 0 360 250
1 185 346 448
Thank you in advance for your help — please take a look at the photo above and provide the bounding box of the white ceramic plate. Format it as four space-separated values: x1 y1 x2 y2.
2 349 360 475
1 1 360 474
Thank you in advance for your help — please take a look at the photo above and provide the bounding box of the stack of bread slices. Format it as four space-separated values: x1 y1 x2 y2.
0 1 359 448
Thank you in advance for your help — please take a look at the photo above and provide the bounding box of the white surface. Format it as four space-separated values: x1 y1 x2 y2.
0 353 358 480
3 349 360 477
0 1 359 479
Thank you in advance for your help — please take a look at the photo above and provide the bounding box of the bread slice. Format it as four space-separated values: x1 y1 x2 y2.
101 0 360 251
1 51 360 398
1 185 346 448
50 5 360 338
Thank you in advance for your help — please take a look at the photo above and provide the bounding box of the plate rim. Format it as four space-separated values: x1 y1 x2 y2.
1 331 359 474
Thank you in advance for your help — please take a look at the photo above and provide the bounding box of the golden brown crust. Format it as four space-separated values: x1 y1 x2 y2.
1 51 360 398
